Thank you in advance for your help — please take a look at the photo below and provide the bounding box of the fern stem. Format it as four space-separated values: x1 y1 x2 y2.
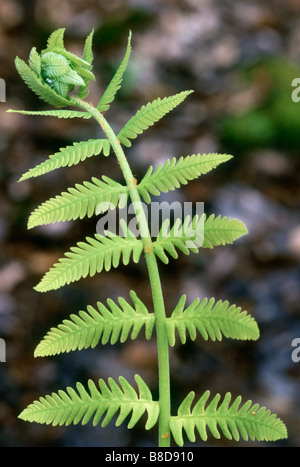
73 97 171 447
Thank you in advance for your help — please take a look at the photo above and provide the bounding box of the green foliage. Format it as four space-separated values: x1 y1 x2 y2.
14 28 95 107
138 153 233 203
15 56 71 108
11 29 288 447
170 391 288 446
45 28 65 51
152 214 248 264
117 91 193 147
34 223 143 293
78 29 95 98
82 29 94 65
7 109 92 119
18 139 111 182
34 291 155 357
97 31 132 112
27 176 128 228
19 374 159 430
166 295 260 346
202 214 248 248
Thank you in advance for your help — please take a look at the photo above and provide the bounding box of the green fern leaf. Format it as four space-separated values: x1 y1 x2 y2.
28 176 128 229
41 51 86 98
82 29 94 65
117 90 193 147
170 391 288 446
15 56 71 108
97 31 132 112
153 216 199 264
77 29 95 99
152 214 248 264
18 139 110 182
138 153 233 203
34 228 143 292
56 49 92 71
18 374 159 430
44 28 66 52
41 52 77 81
202 214 248 249
7 109 92 119
28 47 41 77
34 290 155 357
40 28 95 99
166 295 259 346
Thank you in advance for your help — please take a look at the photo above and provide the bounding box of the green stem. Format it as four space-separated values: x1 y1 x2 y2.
73 97 171 447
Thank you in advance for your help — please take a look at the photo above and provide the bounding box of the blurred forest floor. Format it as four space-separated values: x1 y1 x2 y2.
0 0 300 447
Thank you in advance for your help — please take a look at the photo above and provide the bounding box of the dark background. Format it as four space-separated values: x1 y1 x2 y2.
0 0 300 447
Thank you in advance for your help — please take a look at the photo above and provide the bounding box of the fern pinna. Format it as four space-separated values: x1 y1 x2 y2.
9 29 288 447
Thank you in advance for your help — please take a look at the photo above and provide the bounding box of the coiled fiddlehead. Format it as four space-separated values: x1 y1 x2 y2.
15 28 95 107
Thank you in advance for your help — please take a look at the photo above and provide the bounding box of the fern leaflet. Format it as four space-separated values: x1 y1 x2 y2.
15 57 71 108
28 176 128 228
19 139 111 182
117 90 193 147
82 29 94 65
34 291 155 357
138 153 233 203
152 214 248 264
44 28 66 52
19 374 159 430
7 109 92 119
28 47 41 77
78 29 95 98
170 391 288 446
97 31 132 112
166 295 259 346
202 214 248 249
34 227 143 292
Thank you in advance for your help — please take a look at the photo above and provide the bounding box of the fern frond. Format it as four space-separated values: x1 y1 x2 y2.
166 295 259 346
82 29 94 65
19 374 159 430
28 176 128 229
152 216 199 264
152 214 248 264
97 31 132 112
28 47 41 77
15 56 71 108
56 49 92 71
138 153 233 203
41 52 81 82
44 28 66 52
34 228 143 292
7 109 92 119
77 29 95 99
117 90 193 147
77 30 95 99
170 391 288 446
34 290 155 357
202 214 248 249
19 139 110 182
